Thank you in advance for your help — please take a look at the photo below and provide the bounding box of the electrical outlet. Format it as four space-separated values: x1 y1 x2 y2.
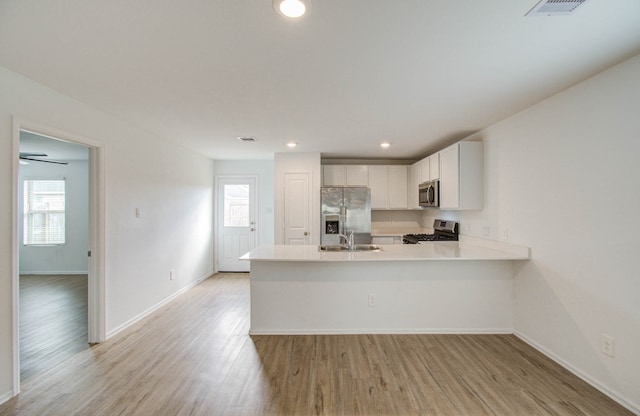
600 334 614 357
368 294 376 307
170 269 175 280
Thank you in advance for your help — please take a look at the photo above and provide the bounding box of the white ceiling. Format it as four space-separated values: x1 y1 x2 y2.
1 0 639 160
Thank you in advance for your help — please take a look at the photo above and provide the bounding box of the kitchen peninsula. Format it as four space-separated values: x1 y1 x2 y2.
240 240 529 335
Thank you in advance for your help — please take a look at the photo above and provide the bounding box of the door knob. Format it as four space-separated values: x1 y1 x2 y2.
304 231 308 236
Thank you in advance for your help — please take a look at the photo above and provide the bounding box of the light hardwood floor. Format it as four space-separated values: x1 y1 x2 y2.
19 274 89 383
1 273 632 415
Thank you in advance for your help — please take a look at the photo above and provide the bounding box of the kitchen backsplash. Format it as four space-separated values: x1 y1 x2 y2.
372 210 422 229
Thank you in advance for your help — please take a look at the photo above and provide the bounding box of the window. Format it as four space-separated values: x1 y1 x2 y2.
223 184 250 227
23 179 66 245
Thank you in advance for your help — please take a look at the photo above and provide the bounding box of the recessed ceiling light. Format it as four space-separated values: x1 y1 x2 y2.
380 142 391 149
273 0 309 18
287 142 297 148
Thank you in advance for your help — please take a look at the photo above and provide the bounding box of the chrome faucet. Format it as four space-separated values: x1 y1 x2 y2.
338 231 355 251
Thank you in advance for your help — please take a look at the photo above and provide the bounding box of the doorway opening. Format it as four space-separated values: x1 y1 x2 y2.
18 131 89 383
216 176 258 272
12 120 105 395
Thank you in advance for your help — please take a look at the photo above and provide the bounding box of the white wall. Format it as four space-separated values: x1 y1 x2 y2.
213 160 275 247
18 158 89 274
0 66 215 401
422 53 640 412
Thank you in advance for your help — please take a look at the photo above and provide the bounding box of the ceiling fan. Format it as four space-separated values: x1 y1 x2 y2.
19 152 69 165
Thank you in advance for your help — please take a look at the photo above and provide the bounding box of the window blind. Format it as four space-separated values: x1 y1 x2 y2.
23 179 66 245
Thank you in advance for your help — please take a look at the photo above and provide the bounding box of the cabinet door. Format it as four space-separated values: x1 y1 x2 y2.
371 236 395 245
429 153 440 180
388 166 408 209
419 158 430 183
346 165 369 186
368 166 388 209
439 144 459 209
409 162 421 209
322 165 346 186
283 172 311 244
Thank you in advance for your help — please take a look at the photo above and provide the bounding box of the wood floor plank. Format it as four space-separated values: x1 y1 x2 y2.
1 273 634 416
19 274 89 384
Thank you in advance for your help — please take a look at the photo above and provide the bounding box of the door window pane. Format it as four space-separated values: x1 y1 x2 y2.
223 184 250 227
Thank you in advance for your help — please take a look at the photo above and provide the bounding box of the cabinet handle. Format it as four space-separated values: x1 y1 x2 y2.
304 231 309 236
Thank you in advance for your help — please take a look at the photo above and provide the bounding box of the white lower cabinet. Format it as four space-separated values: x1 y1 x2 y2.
371 236 403 245
439 141 483 210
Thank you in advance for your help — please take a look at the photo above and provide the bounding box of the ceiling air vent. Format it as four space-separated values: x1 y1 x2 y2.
237 136 257 143
526 0 591 16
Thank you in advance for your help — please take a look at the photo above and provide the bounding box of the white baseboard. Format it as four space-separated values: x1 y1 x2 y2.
249 328 513 336
514 331 640 415
19 271 88 275
0 389 13 406
106 271 213 339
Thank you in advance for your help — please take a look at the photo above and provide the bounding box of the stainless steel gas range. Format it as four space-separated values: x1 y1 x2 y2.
402 219 459 244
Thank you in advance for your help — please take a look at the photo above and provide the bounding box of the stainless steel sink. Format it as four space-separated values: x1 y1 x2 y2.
318 244 382 252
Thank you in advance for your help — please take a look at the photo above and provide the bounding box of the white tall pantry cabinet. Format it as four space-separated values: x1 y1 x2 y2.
439 141 483 210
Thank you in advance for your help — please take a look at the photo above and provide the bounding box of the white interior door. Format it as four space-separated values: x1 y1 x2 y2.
217 177 257 272
283 172 310 245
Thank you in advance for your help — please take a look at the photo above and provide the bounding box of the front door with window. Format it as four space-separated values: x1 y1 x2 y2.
216 177 257 272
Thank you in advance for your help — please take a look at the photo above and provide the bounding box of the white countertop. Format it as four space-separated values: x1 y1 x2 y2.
240 241 530 262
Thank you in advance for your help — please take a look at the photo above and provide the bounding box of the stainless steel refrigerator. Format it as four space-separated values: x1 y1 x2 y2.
321 187 371 246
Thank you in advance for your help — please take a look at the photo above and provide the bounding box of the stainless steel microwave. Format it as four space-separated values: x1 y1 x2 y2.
419 180 439 207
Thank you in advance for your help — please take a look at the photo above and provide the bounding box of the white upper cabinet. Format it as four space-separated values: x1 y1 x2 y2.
369 165 408 209
388 166 408 209
409 162 421 209
324 163 411 209
416 152 438 182
368 166 388 209
346 165 369 186
322 165 345 186
429 153 440 180
322 165 368 186
439 141 483 210
419 157 430 183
